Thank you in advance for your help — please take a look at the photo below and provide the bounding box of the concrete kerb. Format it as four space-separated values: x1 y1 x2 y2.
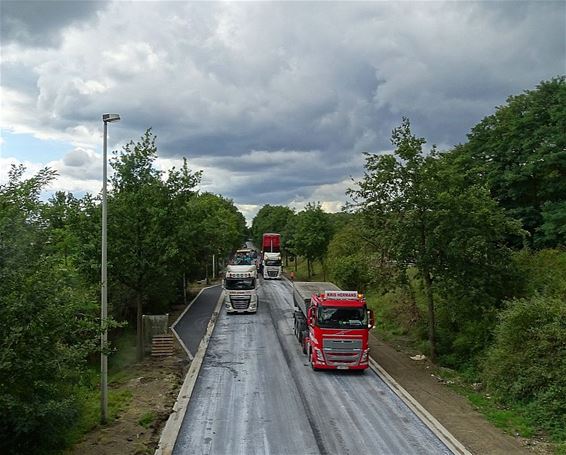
155 290 224 455
170 284 220 360
369 357 472 455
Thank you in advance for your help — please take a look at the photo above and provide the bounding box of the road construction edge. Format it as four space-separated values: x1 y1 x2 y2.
369 357 472 455
155 290 224 455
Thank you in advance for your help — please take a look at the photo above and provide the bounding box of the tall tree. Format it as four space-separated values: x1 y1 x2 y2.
349 118 521 361
293 202 333 278
453 76 566 248
108 129 175 360
0 166 100 453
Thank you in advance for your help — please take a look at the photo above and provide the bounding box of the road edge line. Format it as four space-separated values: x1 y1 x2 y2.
369 357 472 455
155 290 224 455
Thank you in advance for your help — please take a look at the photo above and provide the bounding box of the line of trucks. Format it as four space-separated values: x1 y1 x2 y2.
222 232 375 371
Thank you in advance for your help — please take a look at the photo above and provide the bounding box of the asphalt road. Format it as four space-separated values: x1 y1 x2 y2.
173 285 223 356
173 279 451 455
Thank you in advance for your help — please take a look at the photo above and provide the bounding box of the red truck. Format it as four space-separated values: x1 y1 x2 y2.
293 282 375 371
262 233 280 253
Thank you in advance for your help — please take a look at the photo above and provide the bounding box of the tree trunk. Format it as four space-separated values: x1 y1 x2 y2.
183 272 187 306
307 258 311 279
422 267 436 362
136 292 144 362
419 216 436 362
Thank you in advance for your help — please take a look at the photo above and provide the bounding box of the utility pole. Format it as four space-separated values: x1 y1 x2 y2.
101 113 120 424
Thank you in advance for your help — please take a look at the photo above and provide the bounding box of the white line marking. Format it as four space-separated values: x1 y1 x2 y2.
369 357 472 455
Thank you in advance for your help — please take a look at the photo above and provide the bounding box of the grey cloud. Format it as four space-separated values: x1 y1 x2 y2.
3 1 565 210
63 148 90 167
1 0 108 47
58 148 100 180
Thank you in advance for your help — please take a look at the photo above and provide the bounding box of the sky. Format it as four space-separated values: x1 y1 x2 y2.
1 1 565 223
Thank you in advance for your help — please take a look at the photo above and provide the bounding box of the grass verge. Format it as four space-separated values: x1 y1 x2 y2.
64 328 138 447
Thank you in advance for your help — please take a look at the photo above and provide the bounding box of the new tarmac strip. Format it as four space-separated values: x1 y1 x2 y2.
173 285 223 356
172 280 451 455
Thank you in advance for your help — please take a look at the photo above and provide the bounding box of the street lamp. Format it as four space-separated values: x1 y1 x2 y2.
101 113 120 424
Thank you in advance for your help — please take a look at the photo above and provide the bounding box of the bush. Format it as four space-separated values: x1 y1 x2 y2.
513 248 566 299
484 295 566 440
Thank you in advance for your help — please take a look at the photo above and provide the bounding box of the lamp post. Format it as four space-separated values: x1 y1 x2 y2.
101 113 120 423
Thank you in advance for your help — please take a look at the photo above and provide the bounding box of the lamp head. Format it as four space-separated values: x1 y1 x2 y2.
102 113 120 123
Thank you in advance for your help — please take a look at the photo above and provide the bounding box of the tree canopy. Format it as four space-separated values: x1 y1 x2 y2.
452 76 566 248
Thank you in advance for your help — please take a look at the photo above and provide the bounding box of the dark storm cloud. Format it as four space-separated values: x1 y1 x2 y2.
1 0 108 47
2 1 565 211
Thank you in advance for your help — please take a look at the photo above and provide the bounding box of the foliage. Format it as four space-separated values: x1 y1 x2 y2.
292 202 333 278
484 295 566 441
512 248 566 299
453 76 566 248
251 204 294 250
0 130 248 452
0 166 101 454
182 192 247 278
327 220 374 291
138 411 157 429
349 117 522 361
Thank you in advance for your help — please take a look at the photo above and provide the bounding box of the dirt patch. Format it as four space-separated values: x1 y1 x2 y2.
368 333 552 454
68 354 188 455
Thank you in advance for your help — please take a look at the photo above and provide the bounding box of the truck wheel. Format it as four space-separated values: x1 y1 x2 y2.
309 349 320 371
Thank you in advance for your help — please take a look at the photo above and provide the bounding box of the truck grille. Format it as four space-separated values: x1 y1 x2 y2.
267 270 279 277
323 338 362 365
230 296 250 310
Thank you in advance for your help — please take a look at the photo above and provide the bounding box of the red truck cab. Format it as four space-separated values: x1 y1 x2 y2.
306 290 375 371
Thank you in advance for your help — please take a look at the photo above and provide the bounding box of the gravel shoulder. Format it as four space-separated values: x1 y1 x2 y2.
368 333 536 455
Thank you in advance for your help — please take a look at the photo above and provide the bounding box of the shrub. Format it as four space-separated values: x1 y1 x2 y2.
484 295 566 440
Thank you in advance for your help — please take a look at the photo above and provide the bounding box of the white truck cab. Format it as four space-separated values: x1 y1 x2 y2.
263 252 282 279
223 265 259 313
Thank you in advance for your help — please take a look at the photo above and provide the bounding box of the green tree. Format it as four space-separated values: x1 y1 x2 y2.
251 205 294 250
0 166 100 454
293 202 333 278
327 219 374 291
108 129 177 360
349 118 521 361
453 76 566 248
184 193 247 280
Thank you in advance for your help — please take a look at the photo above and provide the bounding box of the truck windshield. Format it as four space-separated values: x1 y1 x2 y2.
265 259 281 266
317 306 367 329
225 278 255 290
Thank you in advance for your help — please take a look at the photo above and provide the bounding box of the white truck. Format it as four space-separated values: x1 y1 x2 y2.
262 251 282 279
223 264 259 313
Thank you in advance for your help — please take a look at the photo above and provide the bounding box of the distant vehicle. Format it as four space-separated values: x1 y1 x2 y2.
262 233 280 253
293 282 375 371
261 233 282 278
263 251 282 279
223 265 259 313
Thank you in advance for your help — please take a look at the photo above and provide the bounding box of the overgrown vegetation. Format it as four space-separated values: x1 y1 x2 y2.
0 130 247 453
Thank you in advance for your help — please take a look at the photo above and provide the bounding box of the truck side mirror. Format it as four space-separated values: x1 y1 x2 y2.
307 307 315 325
368 309 375 329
